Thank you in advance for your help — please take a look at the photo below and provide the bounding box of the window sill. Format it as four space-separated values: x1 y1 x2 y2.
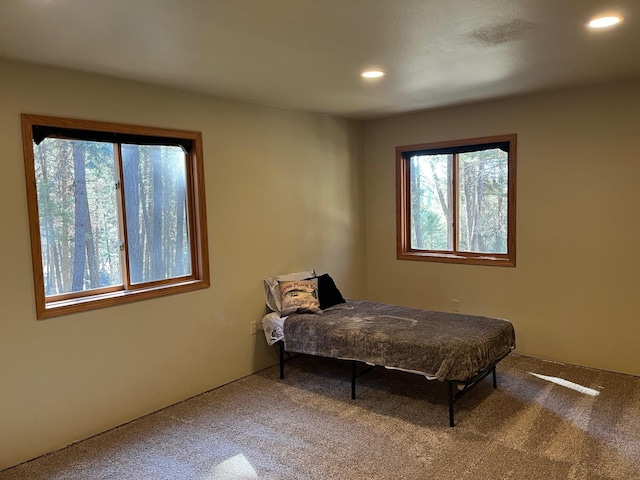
398 251 515 267
38 279 209 319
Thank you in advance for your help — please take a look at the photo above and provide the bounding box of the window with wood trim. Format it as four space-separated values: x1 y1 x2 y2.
396 134 516 267
21 114 210 319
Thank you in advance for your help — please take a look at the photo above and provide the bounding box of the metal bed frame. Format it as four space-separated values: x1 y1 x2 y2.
278 340 509 427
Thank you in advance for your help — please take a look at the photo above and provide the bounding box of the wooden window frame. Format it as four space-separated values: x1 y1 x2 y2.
396 134 517 267
21 114 210 319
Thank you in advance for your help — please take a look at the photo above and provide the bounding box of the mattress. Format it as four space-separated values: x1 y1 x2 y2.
282 299 516 382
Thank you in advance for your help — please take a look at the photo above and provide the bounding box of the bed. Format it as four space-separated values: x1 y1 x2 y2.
261 272 516 426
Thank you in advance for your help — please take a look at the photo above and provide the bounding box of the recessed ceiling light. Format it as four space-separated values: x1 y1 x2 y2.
588 15 623 29
361 70 385 78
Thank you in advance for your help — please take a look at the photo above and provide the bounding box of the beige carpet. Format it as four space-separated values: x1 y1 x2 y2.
1 354 639 479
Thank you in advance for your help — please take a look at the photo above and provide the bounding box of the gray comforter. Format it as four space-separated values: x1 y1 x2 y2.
283 300 515 382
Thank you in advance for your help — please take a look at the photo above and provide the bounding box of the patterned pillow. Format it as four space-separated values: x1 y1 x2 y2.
278 278 322 316
264 269 316 312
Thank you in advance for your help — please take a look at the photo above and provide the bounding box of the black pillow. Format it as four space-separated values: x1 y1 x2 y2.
316 273 346 310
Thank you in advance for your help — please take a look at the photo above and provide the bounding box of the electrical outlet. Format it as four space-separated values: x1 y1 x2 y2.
250 321 257 335
452 299 460 312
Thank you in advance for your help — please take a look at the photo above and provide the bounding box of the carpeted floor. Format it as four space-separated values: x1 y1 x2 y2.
1 354 639 479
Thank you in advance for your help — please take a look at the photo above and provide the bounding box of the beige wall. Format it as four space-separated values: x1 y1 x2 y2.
0 59 367 470
364 80 640 378
3 57 639 470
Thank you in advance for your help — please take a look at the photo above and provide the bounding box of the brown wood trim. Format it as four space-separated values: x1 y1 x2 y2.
47 285 124 303
21 115 48 318
114 144 131 289
507 135 517 267
21 113 202 141
452 153 459 252
38 280 209 319
397 134 517 154
396 134 516 267
21 113 210 319
398 250 515 267
395 146 409 258
190 132 210 286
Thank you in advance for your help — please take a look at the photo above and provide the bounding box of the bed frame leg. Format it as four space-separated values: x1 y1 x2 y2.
351 361 357 400
448 382 455 427
279 341 285 380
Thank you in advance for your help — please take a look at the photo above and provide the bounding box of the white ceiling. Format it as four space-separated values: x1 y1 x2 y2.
1 0 638 119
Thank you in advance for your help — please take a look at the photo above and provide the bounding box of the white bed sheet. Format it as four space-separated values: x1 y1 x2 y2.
261 312 287 346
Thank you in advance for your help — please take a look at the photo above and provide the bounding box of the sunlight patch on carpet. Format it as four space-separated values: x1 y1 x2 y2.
208 453 258 479
529 372 600 396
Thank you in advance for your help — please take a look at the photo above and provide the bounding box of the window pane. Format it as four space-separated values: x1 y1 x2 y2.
122 145 191 284
409 154 452 250
34 139 122 296
458 148 508 253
